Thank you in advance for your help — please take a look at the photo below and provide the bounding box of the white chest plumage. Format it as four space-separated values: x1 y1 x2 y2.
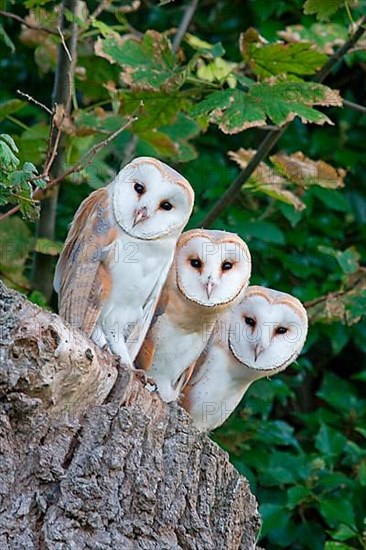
95 233 175 361
147 310 216 402
181 339 252 432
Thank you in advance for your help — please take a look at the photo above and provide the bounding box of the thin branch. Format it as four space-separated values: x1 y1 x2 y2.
314 16 365 83
0 10 58 35
37 115 138 195
304 290 346 309
0 205 19 222
16 90 53 115
0 115 138 223
91 0 112 20
200 17 366 228
172 0 199 52
57 25 72 62
343 98 366 114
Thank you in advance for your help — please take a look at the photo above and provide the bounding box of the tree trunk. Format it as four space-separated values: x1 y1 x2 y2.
0 281 261 549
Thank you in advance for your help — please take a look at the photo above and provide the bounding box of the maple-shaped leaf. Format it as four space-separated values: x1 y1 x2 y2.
229 148 346 210
228 149 305 211
270 152 346 189
240 28 327 79
95 30 184 91
278 23 347 54
303 0 344 21
306 269 366 325
192 81 342 133
191 89 266 133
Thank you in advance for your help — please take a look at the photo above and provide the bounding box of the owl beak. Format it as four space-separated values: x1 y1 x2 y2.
253 343 265 362
133 206 148 227
205 276 214 299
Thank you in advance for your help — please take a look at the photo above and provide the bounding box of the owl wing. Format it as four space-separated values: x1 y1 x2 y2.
181 323 217 391
127 256 173 363
54 187 118 337
134 280 171 369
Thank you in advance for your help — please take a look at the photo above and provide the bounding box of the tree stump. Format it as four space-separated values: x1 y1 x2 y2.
0 281 261 549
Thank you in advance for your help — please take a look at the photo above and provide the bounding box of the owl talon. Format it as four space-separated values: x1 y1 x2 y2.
133 368 158 392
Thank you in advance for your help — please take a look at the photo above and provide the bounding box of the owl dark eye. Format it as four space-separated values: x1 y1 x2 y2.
190 258 202 269
160 201 173 211
134 182 145 195
276 326 288 335
244 316 256 327
222 261 233 271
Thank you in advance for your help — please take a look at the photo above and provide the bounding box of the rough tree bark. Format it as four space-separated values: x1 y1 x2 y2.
0 280 261 549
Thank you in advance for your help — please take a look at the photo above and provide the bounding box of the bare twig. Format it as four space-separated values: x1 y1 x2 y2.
0 9 59 35
37 115 138 195
172 0 199 52
43 116 63 176
0 205 19 222
314 17 365 83
91 0 112 20
57 25 72 62
16 90 53 115
0 116 138 223
343 98 366 114
200 16 366 227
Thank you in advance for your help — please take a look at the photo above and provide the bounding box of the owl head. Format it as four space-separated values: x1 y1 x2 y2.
228 285 308 375
175 229 251 308
112 157 194 240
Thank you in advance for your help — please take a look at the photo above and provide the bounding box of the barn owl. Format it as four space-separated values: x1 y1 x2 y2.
54 157 194 366
181 286 308 432
136 229 251 402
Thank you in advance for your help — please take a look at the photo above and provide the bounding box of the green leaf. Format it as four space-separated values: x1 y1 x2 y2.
260 503 288 537
238 221 285 244
315 424 347 459
324 543 357 550
24 0 54 6
185 33 225 58
303 0 344 21
191 89 266 133
335 248 361 275
240 29 327 79
287 486 312 509
192 82 341 133
196 57 237 84
0 134 20 171
278 23 348 54
0 100 26 121
357 458 366 486
95 30 183 91
331 523 358 541
0 217 33 288
317 372 363 414
320 499 356 529
34 238 64 256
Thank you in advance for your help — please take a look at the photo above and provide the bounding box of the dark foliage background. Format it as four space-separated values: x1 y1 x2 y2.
0 1 365 548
